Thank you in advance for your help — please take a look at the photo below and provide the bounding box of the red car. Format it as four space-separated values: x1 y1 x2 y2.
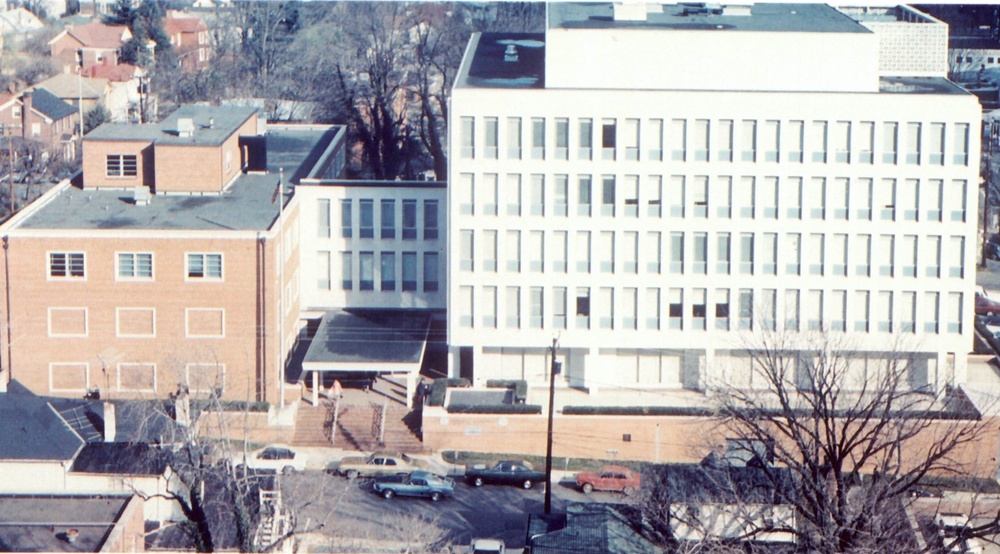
976 292 1000 316
576 465 641 494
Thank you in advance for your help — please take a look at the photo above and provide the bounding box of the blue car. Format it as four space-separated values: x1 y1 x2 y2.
373 470 455 502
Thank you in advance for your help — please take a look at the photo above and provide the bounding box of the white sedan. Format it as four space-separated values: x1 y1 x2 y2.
235 445 308 474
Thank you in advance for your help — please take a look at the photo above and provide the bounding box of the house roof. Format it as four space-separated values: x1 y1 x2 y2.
0 380 89 461
649 464 798 505
34 73 107 100
0 494 135 552
70 442 168 475
0 7 44 35
164 11 206 34
30 88 77 121
63 22 131 49
86 104 256 146
528 503 659 554
88 62 139 82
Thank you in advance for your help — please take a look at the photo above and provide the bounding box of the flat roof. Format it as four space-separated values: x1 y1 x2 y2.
457 32 545 89
85 105 257 146
304 309 432 367
15 127 340 232
0 494 132 552
548 3 868 34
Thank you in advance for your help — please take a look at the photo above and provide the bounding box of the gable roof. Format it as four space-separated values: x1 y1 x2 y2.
0 380 89 461
64 22 131 49
0 7 44 35
528 503 659 554
29 88 77 121
34 73 107 100
88 62 140 82
164 11 207 34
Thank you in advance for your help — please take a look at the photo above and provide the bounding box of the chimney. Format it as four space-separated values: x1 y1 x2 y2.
21 89 31 131
103 402 116 442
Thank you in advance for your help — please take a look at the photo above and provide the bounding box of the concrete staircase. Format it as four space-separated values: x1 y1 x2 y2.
291 397 426 453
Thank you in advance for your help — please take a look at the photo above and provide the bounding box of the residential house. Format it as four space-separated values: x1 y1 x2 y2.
0 88 79 160
0 105 343 404
0 7 45 49
164 10 210 71
36 71 142 124
48 22 132 74
526 503 659 554
0 493 145 552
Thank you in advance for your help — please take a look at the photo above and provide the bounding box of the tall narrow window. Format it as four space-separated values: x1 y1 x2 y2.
647 288 661 330
484 117 498 159
506 286 521 329
856 178 873 220
578 118 593 160
530 174 545 216
602 118 616 160
717 176 732 218
901 291 916 333
648 118 663 161
506 230 521 272
531 117 545 159
359 252 374 290
740 120 756 162
831 234 847 276
507 117 521 159
380 252 395 291
460 117 474 158
380 199 395 239
762 120 778 162
601 175 616 216
529 231 544 273
402 252 417 291
459 230 474 271
670 119 686 161
877 291 893 332
761 289 777 331
507 174 522 216
482 230 497 272
831 178 848 220
859 121 874 163
879 235 895 277
737 176 754 218
555 175 569 217
924 235 941 278
739 289 753 330
882 122 898 164
599 231 615 273
669 175 685 217
761 176 777 219
785 233 800 275
855 234 871 277
785 290 800 332
716 289 730 330
833 121 850 163
693 119 709 161
670 232 684 274
458 174 474 216
318 199 331 238
576 288 590 329
784 177 801 219
624 118 639 160
669 288 683 330
717 119 734 162
854 291 870 332
692 288 707 330
900 179 918 221
554 231 568 273
740 233 754 275
762 233 776 275
905 122 921 165
688 232 707 275
402 200 417 239
947 292 962 333
646 231 661 273
340 199 352 238
317 251 331 290
555 118 569 159
423 200 439 239
529 287 544 328
624 288 638 329
953 123 969 165
576 231 591 272
483 286 497 328
359 200 374 238
879 178 896 221
423 252 439 291
553 287 567 329
482 174 498 216
807 290 823 331
808 178 825 220
599 287 614 329
624 231 638 273
788 120 804 162
693 176 708 218
810 120 827 163
948 236 964 278
929 123 944 165
340 252 352 290
577 175 592 216
624 175 639 217
950 179 967 222
924 291 939 333
926 179 943 221
717 232 731 274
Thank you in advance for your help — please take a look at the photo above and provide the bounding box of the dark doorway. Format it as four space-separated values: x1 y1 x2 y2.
459 346 474 382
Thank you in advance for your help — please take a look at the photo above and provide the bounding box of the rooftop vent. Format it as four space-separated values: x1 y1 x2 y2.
177 117 195 138
132 187 151 206
722 3 752 16
504 44 518 63
613 2 648 21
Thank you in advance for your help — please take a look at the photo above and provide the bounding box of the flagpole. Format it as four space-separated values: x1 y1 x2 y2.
278 167 285 408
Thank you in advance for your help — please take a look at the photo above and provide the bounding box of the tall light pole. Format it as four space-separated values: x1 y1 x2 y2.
544 335 560 514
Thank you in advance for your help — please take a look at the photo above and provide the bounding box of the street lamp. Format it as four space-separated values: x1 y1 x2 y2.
544 334 560 514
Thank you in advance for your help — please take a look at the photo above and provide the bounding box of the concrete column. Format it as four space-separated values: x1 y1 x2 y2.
584 347 599 395
311 371 319 406
447 346 458 379
703 348 715 392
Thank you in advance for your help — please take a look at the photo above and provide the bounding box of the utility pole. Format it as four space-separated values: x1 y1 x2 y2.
544 335 559 514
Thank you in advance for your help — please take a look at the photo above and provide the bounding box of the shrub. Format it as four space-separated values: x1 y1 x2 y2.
485 379 528 402
446 403 542 415
427 378 470 406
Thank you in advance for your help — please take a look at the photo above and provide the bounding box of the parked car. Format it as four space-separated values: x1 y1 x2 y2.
576 465 641 494
936 513 984 553
234 445 307 474
336 451 429 479
471 538 506 554
976 292 1000 316
465 460 545 489
373 470 454 502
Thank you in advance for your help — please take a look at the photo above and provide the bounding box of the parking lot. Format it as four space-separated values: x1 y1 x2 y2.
282 470 635 550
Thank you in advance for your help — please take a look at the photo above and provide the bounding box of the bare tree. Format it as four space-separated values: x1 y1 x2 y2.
674 328 1000 553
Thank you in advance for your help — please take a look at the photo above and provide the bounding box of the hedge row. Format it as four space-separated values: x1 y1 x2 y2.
562 405 715 417
446 403 542 414
485 379 528 401
427 378 471 406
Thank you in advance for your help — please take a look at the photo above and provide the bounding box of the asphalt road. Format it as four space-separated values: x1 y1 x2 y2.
282 470 636 550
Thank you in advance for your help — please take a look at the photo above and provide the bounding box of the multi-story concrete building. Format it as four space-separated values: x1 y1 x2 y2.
447 3 981 394
0 105 342 403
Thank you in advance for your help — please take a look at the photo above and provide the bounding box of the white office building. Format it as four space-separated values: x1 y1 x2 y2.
447 3 981 394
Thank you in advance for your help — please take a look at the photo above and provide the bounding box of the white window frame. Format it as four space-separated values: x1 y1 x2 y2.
48 362 90 393
116 362 157 393
48 251 86 280
186 363 226 395
47 307 88 337
185 307 226 339
116 307 156 338
116 252 154 281
186 252 223 281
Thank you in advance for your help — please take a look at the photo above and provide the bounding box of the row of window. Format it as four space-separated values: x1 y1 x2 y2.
321 199 440 240
106 154 138 177
47 306 225 339
456 285 964 335
458 116 972 167
456 173 969 224
48 361 225 394
49 252 223 281
323 250 441 292
456 230 966 279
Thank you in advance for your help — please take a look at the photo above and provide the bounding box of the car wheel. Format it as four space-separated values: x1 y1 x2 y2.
346 469 359 480
382 489 395 499
430 492 442 502
473 477 484 487
623 486 636 496
582 483 594 494
522 479 533 490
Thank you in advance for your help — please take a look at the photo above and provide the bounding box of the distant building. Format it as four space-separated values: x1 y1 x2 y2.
0 87 78 160
164 11 211 72
48 22 132 74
